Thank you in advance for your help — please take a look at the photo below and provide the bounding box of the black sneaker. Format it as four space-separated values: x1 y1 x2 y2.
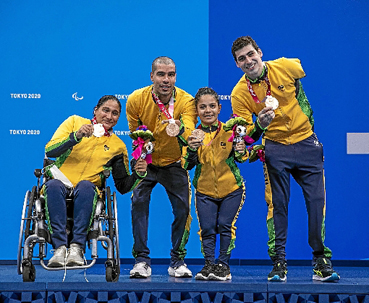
195 260 214 280
268 261 287 282
210 263 232 281
313 257 340 282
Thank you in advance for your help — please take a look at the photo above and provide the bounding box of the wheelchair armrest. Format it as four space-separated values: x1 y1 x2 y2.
103 170 110 179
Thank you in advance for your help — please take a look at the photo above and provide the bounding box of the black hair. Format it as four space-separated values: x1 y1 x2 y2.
94 95 121 116
152 56 176 73
194 87 220 107
231 36 259 61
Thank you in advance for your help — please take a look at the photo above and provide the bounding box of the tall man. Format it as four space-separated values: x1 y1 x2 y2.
126 56 197 278
230 36 339 282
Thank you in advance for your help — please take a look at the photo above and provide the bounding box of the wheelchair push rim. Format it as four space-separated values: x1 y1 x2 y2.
17 190 31 275
105 188 120 282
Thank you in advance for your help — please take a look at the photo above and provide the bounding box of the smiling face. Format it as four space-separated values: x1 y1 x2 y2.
196 94 221 126
150 63 176 103
234 44 264 80
94 99 120 130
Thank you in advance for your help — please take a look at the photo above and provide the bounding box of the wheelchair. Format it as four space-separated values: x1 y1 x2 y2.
17 165 121 282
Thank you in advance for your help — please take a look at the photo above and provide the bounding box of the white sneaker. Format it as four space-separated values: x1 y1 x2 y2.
168 264 192 278
130 262 152 278
48 245 67 267
66 243 84 266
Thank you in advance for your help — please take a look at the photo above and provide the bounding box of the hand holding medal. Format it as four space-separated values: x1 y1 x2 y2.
258 97 277 129
191 129 205 142
188 129 205 150
76 124 94 140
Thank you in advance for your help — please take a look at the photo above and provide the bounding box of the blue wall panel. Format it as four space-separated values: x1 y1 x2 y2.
208 0 369 260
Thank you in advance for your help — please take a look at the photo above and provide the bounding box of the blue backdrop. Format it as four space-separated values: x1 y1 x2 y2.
1 0 368 261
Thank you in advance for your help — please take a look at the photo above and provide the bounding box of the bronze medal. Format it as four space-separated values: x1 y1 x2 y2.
191 129 205 141
166 122 180 137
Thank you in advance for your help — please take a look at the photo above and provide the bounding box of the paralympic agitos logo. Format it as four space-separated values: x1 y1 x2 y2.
72 92 84 101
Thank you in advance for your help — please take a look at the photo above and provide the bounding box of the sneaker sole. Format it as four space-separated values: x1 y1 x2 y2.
168 268 192 278
313 273 340 282
268 275 287 282
130 273 150 278
171 273 192 278
195 274 209 280
47 262 65 268
66 262 84 267
208 273 232 281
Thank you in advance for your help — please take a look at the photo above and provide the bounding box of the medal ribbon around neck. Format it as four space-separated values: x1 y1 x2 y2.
199 120 222 146
246 69 272 104
152 90 175 120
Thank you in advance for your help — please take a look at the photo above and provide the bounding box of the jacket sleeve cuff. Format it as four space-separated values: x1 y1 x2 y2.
235 150 249 163
134 170 147 179
73 132 82 142
256 119 267 131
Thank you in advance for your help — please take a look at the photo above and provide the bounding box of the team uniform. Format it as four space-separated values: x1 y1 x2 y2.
231 58 336 281
126 85 197 269
44 115 144 250
182 122 247 280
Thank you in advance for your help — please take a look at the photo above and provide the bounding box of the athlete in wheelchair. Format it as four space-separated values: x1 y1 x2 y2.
17 95 147 282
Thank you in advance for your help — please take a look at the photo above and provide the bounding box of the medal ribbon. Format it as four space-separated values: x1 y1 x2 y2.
91 117 111 137
199 120 222 146
246 73 271 104
152 90 175 121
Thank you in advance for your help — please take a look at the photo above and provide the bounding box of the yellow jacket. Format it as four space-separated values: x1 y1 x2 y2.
45 115 142 192
126 85 197 167
182 122 248 199
231 57 313 145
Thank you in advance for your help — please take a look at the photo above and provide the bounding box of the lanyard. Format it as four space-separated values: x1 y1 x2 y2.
246 73 271 104
200 121 222 147
152 90 175 120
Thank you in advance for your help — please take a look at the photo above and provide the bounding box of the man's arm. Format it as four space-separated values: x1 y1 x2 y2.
126 93 140 133
177 97 197 145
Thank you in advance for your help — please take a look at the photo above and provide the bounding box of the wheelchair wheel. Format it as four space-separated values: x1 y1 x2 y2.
112 191 120 271
17 187 36 275
106 187 114 240
25 186 36 238
105 190 120 282
22 262 36 282
105 261 119 282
